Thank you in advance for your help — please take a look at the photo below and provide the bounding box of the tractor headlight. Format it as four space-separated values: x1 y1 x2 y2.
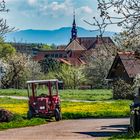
40 106 45 110
33 102 36 105
131 110 135 114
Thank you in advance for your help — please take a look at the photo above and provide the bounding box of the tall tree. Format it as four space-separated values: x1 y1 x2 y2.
83 44 115 88
0 0 13 38
1 53 43 88
46 64 86 89
85 0 140 50
0 42 16 59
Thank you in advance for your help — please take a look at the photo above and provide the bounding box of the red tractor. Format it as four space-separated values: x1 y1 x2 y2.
27 79 62 121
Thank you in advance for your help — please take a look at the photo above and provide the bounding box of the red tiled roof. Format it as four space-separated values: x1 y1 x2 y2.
118 52 140 78
57 57 86 66
67 50 86 58
77 37 114 50
77 37 97 50
67 58 86 66
33 53 45 61
107 51 140 79
65 39 86 51
57 58 72 65
33 50 68 61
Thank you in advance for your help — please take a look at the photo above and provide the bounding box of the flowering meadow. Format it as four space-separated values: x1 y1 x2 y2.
0 98 131 119
0 96 132 130
62 100 131 119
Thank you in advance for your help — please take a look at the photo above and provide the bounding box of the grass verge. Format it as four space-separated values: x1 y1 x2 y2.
0 114 47 130
109 133 140 140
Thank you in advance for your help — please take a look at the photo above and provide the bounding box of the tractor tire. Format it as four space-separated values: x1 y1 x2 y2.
54 108 62 121
27 110 34 119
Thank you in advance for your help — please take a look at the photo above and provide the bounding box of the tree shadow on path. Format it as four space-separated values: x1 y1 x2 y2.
75 124 129 137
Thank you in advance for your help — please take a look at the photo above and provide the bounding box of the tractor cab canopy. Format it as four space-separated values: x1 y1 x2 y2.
27 79 59 97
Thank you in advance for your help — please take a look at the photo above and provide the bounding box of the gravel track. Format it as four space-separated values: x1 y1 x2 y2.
0 118 129 140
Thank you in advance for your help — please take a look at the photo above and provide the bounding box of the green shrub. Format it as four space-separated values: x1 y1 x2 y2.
113 80 134 99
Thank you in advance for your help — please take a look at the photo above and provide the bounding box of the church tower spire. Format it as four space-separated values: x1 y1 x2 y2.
71 10 77 41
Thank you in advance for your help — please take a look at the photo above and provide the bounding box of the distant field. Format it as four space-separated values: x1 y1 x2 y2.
0 89 27 96
60 89 112 101
0 89 113 101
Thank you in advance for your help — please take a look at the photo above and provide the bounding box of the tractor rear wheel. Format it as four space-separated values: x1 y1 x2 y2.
54 108 62 121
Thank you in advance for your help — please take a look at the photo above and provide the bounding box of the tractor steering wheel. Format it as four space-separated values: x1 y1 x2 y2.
39 93 46 97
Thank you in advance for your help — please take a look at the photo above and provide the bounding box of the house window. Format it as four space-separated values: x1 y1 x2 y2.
63 54 67 58
51 54 54 57
59 54 63 58
55 54 59 58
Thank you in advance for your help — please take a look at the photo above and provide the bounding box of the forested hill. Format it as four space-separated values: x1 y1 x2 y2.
5 27 115 45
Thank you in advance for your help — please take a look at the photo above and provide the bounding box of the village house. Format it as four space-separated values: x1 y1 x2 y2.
107 51 140 84
33 13 116 66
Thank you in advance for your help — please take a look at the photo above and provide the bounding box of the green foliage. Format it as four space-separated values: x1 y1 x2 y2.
41 44 53 50
84 46 115 88
47 65 86 89
58 65 86 89
0 114 47 130
113 80 134 99
0 43 16 59
1 53 43 88
40 57 61 73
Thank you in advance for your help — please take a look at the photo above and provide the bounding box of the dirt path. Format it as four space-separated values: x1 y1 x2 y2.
0 118 129 140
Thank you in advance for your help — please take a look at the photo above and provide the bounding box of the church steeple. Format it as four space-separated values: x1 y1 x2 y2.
71 11 77 41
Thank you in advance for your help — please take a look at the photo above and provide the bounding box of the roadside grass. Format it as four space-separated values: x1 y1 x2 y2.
0 115 47 130
0 89 113 101
109 133 140 140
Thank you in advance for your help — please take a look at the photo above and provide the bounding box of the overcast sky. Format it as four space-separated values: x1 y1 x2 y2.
1 0 121 32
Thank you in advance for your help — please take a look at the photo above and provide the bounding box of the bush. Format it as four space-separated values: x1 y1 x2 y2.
0 109 13 122
113 80 134 99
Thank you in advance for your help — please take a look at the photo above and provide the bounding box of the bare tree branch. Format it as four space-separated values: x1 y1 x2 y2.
86 0 140 38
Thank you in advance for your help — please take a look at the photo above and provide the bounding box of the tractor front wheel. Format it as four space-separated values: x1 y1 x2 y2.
27 110 34 119
54 108 62 121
